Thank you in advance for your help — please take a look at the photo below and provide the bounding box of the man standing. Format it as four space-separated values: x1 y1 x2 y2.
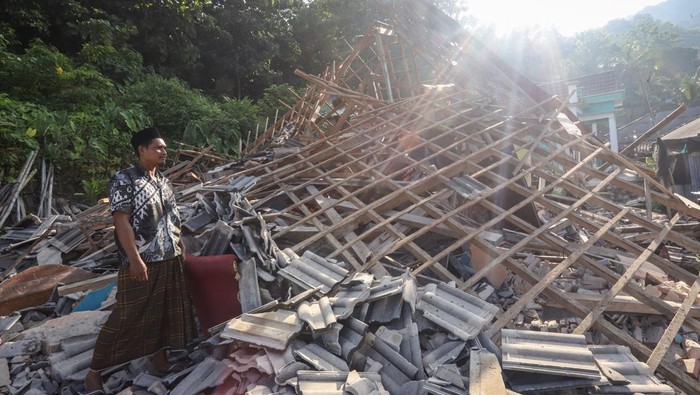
85 127 195 392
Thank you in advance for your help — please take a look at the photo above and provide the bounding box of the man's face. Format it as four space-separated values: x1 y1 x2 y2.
139 138 168 166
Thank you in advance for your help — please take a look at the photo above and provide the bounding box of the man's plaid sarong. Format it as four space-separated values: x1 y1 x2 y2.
90 255 196 370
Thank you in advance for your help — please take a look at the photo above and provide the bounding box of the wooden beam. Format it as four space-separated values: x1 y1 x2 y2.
57 273 118 296
485 209 629 338
647 277 700 371
574 213 681 334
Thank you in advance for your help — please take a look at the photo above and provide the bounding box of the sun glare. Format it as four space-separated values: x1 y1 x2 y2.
462 0 667 36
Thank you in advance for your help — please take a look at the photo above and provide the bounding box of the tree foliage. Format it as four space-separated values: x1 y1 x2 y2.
2 0 699 206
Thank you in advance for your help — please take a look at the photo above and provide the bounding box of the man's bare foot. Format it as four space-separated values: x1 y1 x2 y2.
84 369 103 392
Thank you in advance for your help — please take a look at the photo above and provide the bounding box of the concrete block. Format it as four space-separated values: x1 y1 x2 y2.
633 327 643 342
51 349 93 381
644 325 665 345
681 358 700 379
684 338 700 359
663 290 684 303
0 340 41 358
49 335 99 367
20 311 108 355
644 285 663 298
61 335 98 357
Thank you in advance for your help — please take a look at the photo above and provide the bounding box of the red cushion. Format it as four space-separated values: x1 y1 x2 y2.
183 254 241 334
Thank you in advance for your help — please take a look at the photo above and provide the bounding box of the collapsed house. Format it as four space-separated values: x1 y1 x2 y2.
2 0 700 394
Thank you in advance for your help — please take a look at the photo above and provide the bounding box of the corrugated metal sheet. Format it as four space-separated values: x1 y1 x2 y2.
589 345 675 394
416 283 499 340
49 228 86 253
220 309 302 350
279 250 349 294
501 329 601 379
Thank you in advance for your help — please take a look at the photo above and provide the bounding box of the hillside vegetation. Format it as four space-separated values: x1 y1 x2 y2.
1 0 700 205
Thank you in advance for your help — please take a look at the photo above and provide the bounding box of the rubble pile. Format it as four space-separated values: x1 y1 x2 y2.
3 0 700 394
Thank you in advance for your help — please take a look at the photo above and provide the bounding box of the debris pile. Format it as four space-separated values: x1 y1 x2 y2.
3 0 700 394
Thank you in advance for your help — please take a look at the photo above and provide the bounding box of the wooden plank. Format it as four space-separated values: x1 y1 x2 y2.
2 224 55 281
307 185 372 263
407 145 605 279
275 96 547 243
558 293 700 318
383 210 503 243
477 240 700 395
0 151 37 228
604 104 685 167
574 213 681 335
277 178 363 270
647 277 700 371
57 273 118 296
508 166 700 286
469 349 507 395
485 209 629 338
644 179 653 221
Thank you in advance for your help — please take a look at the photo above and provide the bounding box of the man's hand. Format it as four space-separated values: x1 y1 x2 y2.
113 211 149 282
129 259 149 282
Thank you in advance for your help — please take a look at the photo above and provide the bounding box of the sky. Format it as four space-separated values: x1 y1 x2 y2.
462 0 667 36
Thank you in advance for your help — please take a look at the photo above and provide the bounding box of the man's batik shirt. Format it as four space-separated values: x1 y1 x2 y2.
108 164 182 265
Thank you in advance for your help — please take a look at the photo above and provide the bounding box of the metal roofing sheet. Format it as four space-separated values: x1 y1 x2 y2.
447 175 490 199
415 282 499 340
589 345 675 394
501 329 601 379
220 309 302 350
48 228 86 253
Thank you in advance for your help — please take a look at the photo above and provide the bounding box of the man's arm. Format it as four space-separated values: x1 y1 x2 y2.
114 211 149 281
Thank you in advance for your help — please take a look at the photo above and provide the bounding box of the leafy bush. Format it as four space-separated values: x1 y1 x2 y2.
257 83 300 121
121 74 221 141
0 94 45 178
123 74 258 156
0 40 73 105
